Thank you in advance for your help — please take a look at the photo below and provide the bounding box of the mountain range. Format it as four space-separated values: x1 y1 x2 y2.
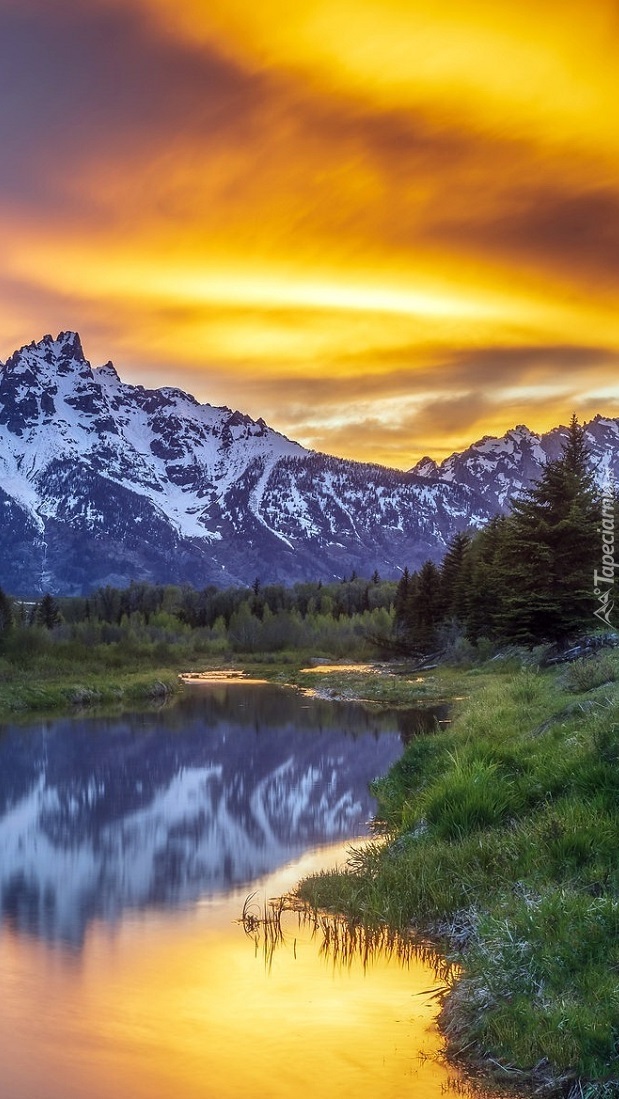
0 331 617 595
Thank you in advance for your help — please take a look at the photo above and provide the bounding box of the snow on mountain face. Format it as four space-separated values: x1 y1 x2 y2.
0 332 489 594
412 418 619 510
2 331 616 595
0 331 303 539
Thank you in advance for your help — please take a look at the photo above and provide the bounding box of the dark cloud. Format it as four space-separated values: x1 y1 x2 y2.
304 414 423 456
0 0 264 210
506 187 619 282
442 343 619 387
210 339 618 460
407 391 492 438
335 341 619 391
293 392 493 468
295 90 476 175
429 185 619 285
293 342 618 403
578 396 619 415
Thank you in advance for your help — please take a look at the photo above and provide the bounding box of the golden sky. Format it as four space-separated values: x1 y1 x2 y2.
1 0 618 466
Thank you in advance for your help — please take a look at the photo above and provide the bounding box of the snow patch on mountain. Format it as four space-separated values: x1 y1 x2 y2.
411 417 619 511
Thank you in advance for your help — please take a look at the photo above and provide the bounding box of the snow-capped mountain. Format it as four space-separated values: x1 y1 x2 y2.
411 419 619 511
0 331 489 594
1 331 617 595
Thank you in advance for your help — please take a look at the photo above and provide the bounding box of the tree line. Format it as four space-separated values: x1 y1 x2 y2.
0 573 397 660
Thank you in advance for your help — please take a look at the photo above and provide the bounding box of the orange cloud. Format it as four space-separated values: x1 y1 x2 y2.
0 0 618 466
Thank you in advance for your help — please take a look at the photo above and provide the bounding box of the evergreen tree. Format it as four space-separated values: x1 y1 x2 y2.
393 567 411 640
439 531 471 622
0 587 13 633
464 517 508 642
37 593 62 630
15 601 28 627
496 415 599 643
405 560 442 653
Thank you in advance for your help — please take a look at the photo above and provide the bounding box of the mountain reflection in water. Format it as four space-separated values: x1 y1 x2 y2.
0 683 441 947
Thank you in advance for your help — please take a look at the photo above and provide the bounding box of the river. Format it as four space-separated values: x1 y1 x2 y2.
0 680 467 1099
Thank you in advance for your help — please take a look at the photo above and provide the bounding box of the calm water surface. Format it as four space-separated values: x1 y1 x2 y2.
0 682 465 1099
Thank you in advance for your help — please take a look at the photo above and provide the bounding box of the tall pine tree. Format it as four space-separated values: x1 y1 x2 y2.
0 587 13 634
404 560 442 654
393 567 411 643
37 593 62 630
496 415 599 643
464 516 508 642
439 531 471 623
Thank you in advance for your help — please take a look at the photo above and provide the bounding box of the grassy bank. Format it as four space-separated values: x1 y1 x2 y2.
282 658 489 705
0 629 200 716
297 652 619 1098
0 665 181 715
0 630 471 719
0 638 392 718
0 609 394 718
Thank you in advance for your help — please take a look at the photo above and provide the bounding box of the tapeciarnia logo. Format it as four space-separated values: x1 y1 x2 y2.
593 473 616 626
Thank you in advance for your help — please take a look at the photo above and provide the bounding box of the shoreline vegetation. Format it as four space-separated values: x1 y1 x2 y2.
296 652 619 1099
0 572 399 719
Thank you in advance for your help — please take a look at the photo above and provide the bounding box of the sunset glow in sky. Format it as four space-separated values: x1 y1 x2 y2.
1 0 618 466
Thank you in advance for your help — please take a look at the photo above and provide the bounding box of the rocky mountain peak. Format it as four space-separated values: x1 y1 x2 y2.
409 416 619 509
96 360 121 383
3 330 87 375
413 456 440 478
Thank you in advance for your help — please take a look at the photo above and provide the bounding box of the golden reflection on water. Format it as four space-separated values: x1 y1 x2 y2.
0 841 469 1099
299 663 378 673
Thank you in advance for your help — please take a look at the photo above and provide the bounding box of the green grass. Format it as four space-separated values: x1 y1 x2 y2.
285 660 485 705
0 621 501 718
0 627 208 716
0 663 181 715
297 651 619 1097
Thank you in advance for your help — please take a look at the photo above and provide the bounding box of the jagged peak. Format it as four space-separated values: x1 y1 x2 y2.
5 330 89 377
159 385 199 407
96 361 121 383
31 330 85 359
55 329 82 348
412 456 440 477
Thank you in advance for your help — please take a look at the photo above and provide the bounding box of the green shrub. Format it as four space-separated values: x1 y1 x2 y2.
564 655 618 693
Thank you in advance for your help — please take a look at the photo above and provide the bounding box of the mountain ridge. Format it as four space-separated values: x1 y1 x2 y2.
0 331 488 593
0 331 617 595
410 415 619 511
